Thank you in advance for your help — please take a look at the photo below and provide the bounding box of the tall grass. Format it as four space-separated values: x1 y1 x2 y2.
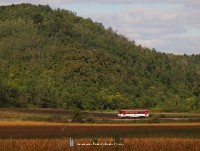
0 138 199 151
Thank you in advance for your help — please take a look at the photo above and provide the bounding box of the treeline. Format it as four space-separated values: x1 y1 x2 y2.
0 4 199 112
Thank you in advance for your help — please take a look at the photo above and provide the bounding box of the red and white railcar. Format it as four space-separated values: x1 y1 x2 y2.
118 109 149 118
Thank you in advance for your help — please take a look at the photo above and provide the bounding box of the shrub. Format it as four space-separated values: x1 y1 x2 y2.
86 117 95 123
71 109 84 123
148 115 160 123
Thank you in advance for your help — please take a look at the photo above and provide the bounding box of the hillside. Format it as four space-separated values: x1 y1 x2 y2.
0 4 199 111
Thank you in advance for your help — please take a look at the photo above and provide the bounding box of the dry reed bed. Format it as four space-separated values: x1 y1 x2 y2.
1 122 200 138
0 138 199 151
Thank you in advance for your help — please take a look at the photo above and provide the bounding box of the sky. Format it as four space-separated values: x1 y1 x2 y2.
1 1 200 55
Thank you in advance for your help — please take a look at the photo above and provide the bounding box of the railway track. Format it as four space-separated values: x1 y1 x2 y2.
1 108 200 121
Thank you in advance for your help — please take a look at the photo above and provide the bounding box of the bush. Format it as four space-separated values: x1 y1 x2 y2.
112 131 122 144
86 117 95 123
148 115 160 123
71 109 84 123
91 138 98 144
159 114 166 118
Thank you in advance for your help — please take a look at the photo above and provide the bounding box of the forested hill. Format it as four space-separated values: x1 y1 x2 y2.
0 4 199 112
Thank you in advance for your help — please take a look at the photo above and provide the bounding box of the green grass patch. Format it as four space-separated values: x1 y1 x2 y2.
24 114 69 123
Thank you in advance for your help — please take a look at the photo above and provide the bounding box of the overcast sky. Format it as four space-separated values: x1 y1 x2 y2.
1 0 200 55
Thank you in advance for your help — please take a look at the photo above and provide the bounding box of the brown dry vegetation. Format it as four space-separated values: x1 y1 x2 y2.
1 121 200 126
0 110 26 119
0 138 199 151
0 122 200 150
0 122 200 139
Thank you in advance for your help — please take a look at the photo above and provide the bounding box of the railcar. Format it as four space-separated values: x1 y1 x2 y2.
118 109 149 118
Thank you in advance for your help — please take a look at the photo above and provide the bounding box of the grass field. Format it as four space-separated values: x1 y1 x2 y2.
0 108 200 150
0 122 199 151
0 138 200 151
1 108 200 123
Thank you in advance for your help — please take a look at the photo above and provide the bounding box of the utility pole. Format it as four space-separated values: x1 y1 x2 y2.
101 104 104 123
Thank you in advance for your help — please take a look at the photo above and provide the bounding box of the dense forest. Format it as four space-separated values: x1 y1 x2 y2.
0 4 199 112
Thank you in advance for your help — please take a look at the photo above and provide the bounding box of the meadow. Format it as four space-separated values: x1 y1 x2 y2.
0 122 200 150
0 109 200 150
0 138 200 151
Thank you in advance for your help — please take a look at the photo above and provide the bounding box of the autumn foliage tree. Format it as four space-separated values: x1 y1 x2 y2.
0 4 199 112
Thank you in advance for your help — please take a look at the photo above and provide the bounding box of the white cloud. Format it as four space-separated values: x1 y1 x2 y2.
149 36 200 54
1 0 200 5
84 5 200 54
0 0 62 6
59 0 200 5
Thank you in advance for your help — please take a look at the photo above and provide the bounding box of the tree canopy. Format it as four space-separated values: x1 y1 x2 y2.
0 4 199 112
